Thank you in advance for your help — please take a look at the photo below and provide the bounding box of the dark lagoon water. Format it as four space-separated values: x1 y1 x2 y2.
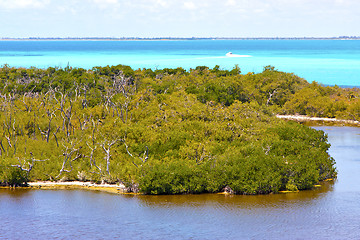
1 40 360 86
1 126 360 240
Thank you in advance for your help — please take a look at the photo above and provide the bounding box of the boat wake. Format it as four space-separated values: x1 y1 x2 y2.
226 52 251 58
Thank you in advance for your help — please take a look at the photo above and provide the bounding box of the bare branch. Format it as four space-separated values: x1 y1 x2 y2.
121 138 149 168
56 142 82 178
11 153 48 175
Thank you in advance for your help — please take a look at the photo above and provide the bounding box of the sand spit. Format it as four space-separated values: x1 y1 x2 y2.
27 181 130 194
276 115 360 126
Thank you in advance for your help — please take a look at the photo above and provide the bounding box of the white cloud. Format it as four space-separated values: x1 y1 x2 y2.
183 1 197 10
93 0 118 4
1 0 359 38
333 0 357 5
225 0 236 6
0 0 49 9
155 0 168 8
92 0 119 9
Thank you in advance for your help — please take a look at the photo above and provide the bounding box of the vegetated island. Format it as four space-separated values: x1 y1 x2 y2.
3 64 359 195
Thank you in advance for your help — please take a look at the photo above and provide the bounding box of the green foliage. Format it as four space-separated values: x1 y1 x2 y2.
0 166 28 187
0 64 340 194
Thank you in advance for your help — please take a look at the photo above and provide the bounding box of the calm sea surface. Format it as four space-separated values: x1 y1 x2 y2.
1 126 360 240
0 40 360 86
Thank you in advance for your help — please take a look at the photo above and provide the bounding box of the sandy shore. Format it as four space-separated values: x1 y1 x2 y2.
27 181 130 194
276 115 360 126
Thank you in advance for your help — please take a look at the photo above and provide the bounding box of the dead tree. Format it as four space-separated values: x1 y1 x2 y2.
103 71 136 123
86 142 102 175
0 140 5 156
122 138 148 169
3 115 17 155
194 143 208 165
101 139 117 175
53 126 60 147
81 85 89 109
44 103 57 142
55 91 74 139
266 89 278 106
56 142 83 179
38 88 61 145
11 152 48 177
85 119 102 175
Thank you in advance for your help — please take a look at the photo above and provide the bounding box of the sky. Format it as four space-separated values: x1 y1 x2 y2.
0 0 359 38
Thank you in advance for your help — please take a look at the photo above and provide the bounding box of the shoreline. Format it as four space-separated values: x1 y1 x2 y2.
1 179 335 195
25 181 130 195
276 115 360 126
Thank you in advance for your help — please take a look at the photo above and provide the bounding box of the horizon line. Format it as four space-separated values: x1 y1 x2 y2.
1 36 360 40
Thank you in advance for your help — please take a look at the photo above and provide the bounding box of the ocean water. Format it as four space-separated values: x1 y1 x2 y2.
0 40 360 86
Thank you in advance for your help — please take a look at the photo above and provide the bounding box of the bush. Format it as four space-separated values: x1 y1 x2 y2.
0 166 28 187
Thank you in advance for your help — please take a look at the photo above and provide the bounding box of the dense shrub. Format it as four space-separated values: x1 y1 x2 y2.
0 166 28 187
0 64 339 193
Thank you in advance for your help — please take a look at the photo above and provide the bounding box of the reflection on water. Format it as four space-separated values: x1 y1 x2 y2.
136 182 334 212
0 186 336 240
1 127 360 240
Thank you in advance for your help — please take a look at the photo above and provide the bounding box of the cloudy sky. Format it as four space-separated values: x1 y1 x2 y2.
0 0 359 38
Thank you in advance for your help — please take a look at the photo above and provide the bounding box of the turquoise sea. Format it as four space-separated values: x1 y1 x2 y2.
0 40 360 86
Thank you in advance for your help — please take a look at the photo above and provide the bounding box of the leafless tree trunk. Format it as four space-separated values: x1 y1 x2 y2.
266 89 278 106
3 116 17 155
56 142 83 179
0 140 5 156
86 142 102 175
85 119 102 174
56 91 74 139
194 144 207 165
103 71 136 123
101 139 117 175
122 138 148 169
53 127 60 147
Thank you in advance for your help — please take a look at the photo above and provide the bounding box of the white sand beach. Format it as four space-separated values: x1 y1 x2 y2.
27 181 129 194
276 115 360 126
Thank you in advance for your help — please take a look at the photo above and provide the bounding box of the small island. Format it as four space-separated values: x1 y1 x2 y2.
1 64 354 194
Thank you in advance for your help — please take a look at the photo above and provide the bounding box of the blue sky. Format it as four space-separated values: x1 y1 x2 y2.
0 0 359 38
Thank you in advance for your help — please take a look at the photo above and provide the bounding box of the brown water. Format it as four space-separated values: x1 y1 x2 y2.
1 126 360 240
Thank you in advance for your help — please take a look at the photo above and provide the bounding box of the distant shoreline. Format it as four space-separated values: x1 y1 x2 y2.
1 37 360 41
